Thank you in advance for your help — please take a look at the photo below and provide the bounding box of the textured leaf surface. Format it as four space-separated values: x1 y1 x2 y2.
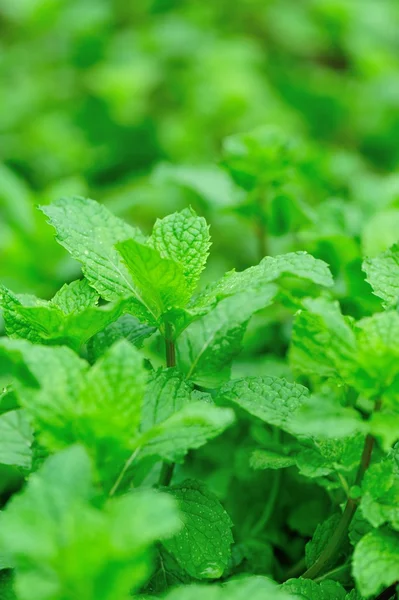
363 243 399 308
40 197 150 317
0 282 133 349
250 449 296 471
352 529 399 597
141 369 205 433
0 410 33 469
161 576 297 600
360 457 399 530
87 314 156 361
177 285 278 386
289 297 356 379
193 252 333 313
281 578 347 599
138 402 235 463
305 514 342 568
162 480 233 579
149 207 211 293
116 237 191 320
218 376 310 434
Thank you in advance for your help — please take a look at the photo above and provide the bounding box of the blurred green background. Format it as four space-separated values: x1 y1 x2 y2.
1 0 399 309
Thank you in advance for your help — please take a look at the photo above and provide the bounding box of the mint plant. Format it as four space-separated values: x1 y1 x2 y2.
0 196 398 600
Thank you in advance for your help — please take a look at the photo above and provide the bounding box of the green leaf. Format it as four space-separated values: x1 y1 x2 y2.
0 571 16 600
161 576 297 599
352 529 399 597
87 314 156 362
193 253 333 315
289 297 356 379
305 514 343 569
250 449 296 471
49 278 99 312
0 281 134 350
0 446 181 600
149 207 211 293
177 285 278 387
138 401 235 463
0 338 147 480
40 197 149 315
281 578 347 600
0 410 33 470
116 238 191 320
363 243 399 308
360 456 399 530
140 368 205 432
355 311 399 399
162 480 233 579
218 376 310 434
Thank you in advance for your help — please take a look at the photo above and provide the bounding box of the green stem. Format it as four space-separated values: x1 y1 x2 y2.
302 431 377 580
252 468 281 537
158 322 176 487
375 584 398 600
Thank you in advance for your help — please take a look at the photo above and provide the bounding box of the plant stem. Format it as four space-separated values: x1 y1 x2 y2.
375 584 398 600
158 322 176 487
301 428 378 580
109 447 141 497
252 469 281 536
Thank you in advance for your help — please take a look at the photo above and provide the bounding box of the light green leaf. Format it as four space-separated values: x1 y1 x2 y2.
0 410 33 470
352 529 399 597
0 446 181 600
281 578 347 600
40 197 150 319
218 376 310 434
162 480 233 579
289 297 356 379
193 252 333 314
116 238 191 320
0 281 134 350
140 368 206 433
355 311 399 399
87 313 155 361
161 576 297 600
149 207 211 293
250 449 296 471
138 401 235 463
363 243 399 308
360 456 399 530
49 279 99 312
177 285 278 387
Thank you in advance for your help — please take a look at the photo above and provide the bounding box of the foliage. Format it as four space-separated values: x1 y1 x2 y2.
2 2 399 599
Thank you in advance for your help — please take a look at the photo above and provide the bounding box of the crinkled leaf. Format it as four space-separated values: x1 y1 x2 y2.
141 368 207 433
360 456 399 530
0 282 134 350
352 529 399 597
162 480 233 580
281 578 347 600
363 243 399 308
87 314 156 362
116 238 191 320
137 401 235 463
149 207 210 293
177 284 278 387
289 297 356 379
161 576 297 599
218 376 310 435
40 197 151 321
